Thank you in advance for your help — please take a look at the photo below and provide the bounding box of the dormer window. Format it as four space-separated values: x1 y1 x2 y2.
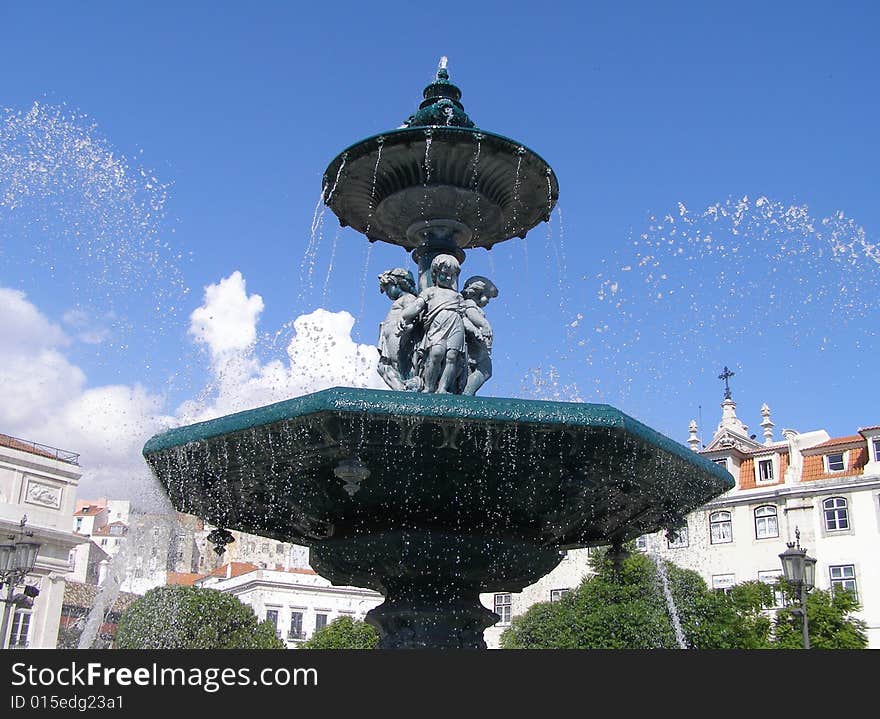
871 437 880 463
754 455 778 484
826 452 846 472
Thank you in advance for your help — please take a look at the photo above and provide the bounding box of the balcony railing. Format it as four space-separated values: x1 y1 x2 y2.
0 434 80 465
287 630 305 641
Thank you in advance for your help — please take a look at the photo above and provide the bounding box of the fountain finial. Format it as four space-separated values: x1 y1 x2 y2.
403 61 475 128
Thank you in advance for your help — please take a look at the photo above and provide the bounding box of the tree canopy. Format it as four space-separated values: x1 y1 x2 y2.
499 549 866 650
773 585 867 649
300 616 378 649
114 585 284 649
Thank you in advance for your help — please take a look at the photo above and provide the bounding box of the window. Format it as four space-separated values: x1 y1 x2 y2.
261 543 269 554
872 437 880 461
276 543 284 555
9 610 31 648
711 574 735 595
823 497 849 531
757 458 774 482
667 526 689 548
550 589 571 602
75 517 83 532
826 452 846 472
754 505 778 539
100 538 107 546
635 535 648 551
494 593 512 625
289 611 304 639
709 511 732 544
758 570 784 608
713 458 728 470
266 609 279 628
315 613 328 631
829 565 858 600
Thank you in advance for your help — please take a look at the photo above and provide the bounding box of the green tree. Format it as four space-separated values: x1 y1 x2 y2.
114 585 284 649
500 549 774 649
772 585 867 649
301 616 379 649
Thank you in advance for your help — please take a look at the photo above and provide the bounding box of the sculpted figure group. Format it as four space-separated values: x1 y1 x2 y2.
377 254 498 395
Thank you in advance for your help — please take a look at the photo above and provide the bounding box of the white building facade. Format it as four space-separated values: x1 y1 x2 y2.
196 563 383 647
0 434 84 648
479 398 880 649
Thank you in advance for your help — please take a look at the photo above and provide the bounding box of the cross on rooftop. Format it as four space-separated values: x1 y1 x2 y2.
718 366 735 400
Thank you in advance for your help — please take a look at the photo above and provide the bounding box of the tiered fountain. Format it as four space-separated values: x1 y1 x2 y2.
143 60 733 649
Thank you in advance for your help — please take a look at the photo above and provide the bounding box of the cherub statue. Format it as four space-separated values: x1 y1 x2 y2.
377 267 420 391
461 275 498 396
398 254 468 394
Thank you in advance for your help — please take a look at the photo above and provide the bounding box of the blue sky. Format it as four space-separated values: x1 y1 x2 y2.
1 2 878 496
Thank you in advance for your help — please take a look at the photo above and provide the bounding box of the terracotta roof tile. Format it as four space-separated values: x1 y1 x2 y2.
801 447 868 482
74 506 107 517
810 435 864 449
208 562 260 578
167 572 205 587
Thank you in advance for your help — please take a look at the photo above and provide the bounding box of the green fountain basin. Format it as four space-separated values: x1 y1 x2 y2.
143 387 732 647
144 386 730 559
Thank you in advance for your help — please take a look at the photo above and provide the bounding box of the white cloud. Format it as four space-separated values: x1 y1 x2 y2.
188 270 263 357
0 287 168 504
0 288 85 429
178 275 384 423
0 272 385 503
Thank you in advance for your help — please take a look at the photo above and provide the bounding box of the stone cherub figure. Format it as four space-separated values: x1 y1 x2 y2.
377 267 421 391
461 275 498 396
398 254 468 394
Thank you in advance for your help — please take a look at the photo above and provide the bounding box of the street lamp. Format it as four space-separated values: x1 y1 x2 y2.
0 516 42 649
778 527 817 649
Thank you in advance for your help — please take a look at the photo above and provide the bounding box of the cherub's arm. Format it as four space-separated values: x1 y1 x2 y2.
464 306 492 335
398 293 427 332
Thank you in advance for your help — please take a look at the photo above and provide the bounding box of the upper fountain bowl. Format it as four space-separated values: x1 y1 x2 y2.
322 66 559 250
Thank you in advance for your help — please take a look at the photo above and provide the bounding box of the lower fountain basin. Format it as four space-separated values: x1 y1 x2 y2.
143 387 733 647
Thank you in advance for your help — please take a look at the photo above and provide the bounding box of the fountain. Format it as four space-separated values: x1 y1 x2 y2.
143 61 733 649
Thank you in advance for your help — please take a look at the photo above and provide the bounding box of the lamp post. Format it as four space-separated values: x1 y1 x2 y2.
778 527 817 649
0 516 42 648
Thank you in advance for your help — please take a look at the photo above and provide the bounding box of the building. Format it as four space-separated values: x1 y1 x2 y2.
67 540 110 586
662 396 879 647
479 394 880 649
193 562 383 647
0 433 84 648
57 581 140 649
72 499 131 556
